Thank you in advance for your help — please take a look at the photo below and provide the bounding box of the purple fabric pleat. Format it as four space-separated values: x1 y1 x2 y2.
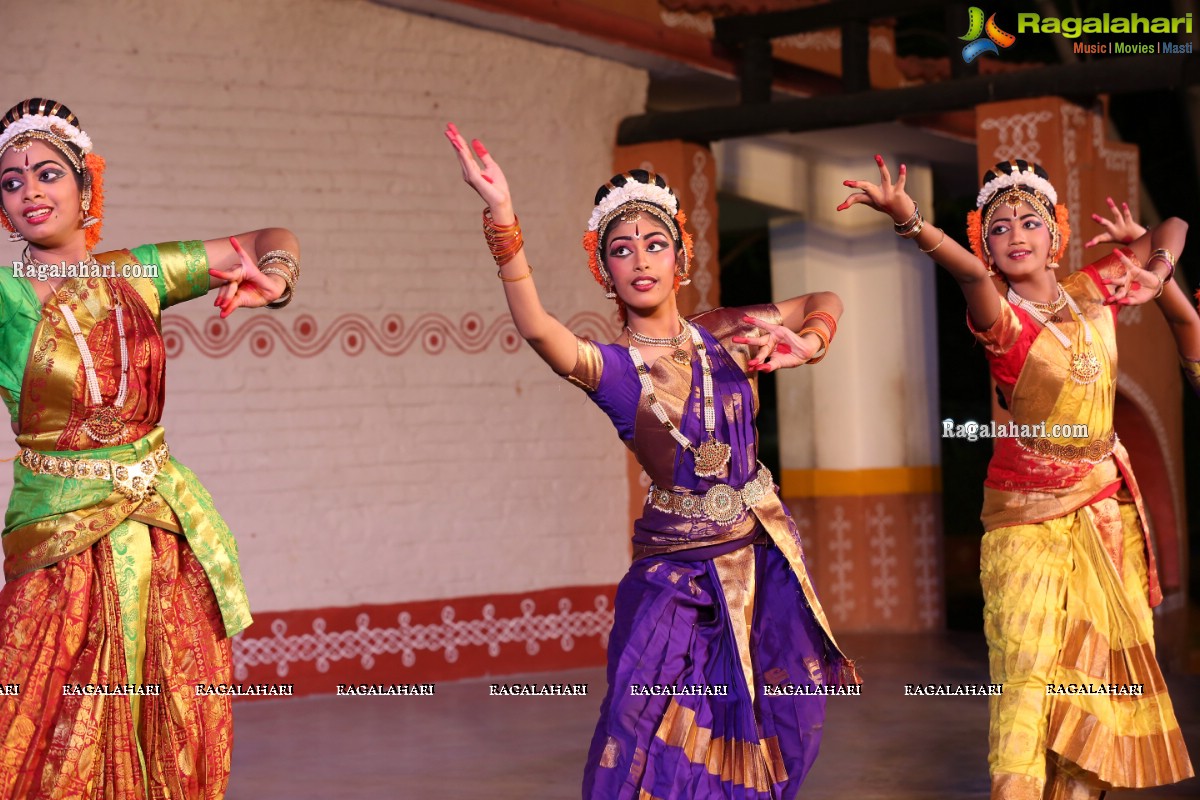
582 545 836 800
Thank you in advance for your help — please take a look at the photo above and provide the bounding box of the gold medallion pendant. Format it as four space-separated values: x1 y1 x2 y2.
672 348 690 365
693 438 731 478
82 406 126 444
1069 350 1101 385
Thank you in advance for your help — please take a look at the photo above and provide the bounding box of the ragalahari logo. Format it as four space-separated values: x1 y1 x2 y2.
960 7 1016 62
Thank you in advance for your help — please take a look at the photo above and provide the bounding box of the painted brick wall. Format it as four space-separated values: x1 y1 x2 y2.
0 0 646 612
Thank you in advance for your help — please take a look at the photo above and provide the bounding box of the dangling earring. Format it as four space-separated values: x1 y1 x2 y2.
2 211 21 242
676 250 691 286
81 188 99 229
1047 261 1059 271
986 259 995 277
604 285 617 299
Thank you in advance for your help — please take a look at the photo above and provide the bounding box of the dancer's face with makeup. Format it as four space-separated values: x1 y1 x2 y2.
603 215 681 312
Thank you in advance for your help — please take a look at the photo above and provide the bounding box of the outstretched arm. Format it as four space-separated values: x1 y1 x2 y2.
838 156 1002 330
445 123 578 375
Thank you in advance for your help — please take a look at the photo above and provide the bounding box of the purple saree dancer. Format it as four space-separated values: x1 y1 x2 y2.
446 124 859 800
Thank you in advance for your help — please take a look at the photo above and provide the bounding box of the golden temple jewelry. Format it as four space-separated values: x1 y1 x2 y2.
497 264 533 283
59 295 130 444
798 326 830 364
628 316 690 364
19 443 170 502
648 465 773 525
1008 284 1100 385
1016 431 1116 464
920 228 946 254
628 321 730 478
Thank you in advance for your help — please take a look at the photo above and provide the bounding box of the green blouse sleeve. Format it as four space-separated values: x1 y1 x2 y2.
131 240 210 309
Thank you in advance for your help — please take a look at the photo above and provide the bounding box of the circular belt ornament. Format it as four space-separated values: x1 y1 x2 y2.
741 474 767 508
701 484 741 524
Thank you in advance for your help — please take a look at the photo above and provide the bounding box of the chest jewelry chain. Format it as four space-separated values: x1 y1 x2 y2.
628 321 731 478
1007 285 1101 385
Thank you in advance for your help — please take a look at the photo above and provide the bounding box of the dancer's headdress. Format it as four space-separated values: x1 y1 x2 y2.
0 98 106 248
582 170 694 300
967 159 1069 269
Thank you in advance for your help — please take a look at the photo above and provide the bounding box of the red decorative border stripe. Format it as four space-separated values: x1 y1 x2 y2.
162 312 619 358
229 584 617 698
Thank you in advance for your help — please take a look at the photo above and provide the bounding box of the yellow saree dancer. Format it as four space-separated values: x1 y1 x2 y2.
0 244 250 799
971 259 1193 799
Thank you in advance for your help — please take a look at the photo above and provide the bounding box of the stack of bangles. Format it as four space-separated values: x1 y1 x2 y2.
483 208 533 283
258 250 300 309
1148 247 1176 299
894 203 945 254
798 310 837 364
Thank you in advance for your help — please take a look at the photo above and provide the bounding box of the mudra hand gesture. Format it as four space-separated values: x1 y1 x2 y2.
1085 197 1146 248
1102 249 1166 306
207 237 288 318
837 155 917 224
444 122 512 216
733 316 824 372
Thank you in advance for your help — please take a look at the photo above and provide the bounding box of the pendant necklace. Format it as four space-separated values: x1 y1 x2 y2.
1008 284 1101 385
627 316 691 365
628 320 731 478
59 299 130 444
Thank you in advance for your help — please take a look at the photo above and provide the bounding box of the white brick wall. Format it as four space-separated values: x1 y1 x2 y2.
0 0 645 610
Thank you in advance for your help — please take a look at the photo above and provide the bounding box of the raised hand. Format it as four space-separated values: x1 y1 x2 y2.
444 122 512 216
207 237 287 318
733 315 824 372
837 155 917 224
1085 197 1146 248
1102 248 1162 306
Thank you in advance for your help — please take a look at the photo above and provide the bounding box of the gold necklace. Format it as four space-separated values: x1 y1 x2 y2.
628 321 730 478
627 315 690 365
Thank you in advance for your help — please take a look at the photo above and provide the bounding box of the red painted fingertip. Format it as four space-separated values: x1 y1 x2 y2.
836 203 848 211
874 154 883 165
899 164 907 173
472 139 488 158
843 180 855 186
1091 214 1102 222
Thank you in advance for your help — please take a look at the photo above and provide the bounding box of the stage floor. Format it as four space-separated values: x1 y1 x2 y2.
227 632 1198 799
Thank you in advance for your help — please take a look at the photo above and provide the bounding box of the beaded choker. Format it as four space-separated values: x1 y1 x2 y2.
627 316 690 365
628 321 730 478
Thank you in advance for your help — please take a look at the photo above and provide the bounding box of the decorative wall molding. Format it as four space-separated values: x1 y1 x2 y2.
162 311 619 358
230 585 617 697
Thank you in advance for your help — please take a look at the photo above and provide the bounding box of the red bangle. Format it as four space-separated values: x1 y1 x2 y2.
802 310 838 341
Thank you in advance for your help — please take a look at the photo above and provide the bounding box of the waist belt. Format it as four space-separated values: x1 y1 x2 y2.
647 466 773 525
18 443 170 502
1016 431 1116 464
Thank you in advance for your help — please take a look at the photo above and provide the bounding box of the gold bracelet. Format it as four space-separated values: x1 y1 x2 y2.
899 217 926 239
919 228 946 253
497 264 533 283
258 249 300 278
260 266 295 308
798 326 830 364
